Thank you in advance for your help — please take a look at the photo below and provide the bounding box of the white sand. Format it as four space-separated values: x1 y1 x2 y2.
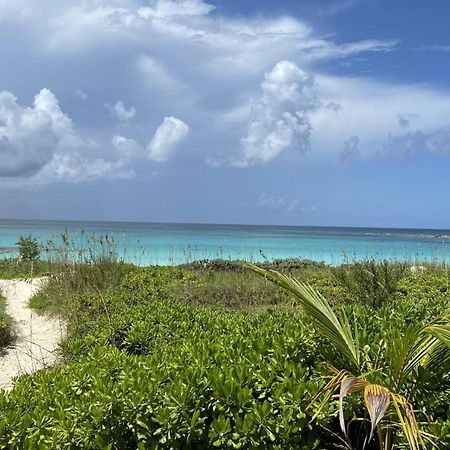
0 278 64 390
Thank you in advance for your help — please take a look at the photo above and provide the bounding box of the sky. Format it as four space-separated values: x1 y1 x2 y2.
0 0 450 228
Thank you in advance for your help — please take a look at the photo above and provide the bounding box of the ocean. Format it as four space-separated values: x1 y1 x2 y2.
1 219 449 266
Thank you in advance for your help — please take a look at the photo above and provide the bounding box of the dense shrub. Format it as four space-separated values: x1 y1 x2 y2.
332 258 408 309
1 293 330 449
0 260 449 448
259 258 326 272
394 272 450 321
16 235 41 261
0 294 14 349
0 259 58 279
182 258 326 274
181 259 246 272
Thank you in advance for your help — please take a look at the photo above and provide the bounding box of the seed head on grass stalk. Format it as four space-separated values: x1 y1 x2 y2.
246 263 450 450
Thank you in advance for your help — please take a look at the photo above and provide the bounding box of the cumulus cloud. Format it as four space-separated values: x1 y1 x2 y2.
112 116 190 163
0 88 80 177
7 0 398 77
148 116 189 162
0 88 136 184
257 192 317 214
235 60 319 167
110 100 136 122
112 134 144 158
137 55 178 90
0 0 449 185
37 152 135 183
0 0 410 173
340 136 361 164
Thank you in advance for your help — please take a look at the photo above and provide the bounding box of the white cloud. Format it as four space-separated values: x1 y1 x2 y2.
340 136 361 164
148 116 189 162
110 100 136 122
234 60 319 167
1 0 450 184
36 152 135 183
112 134 143 158
0 88 80 177
10 0 398 78
0 0 407 174
138 0 215 18
137 54 180 91
0 88 137 184
309 75 450 161
112 115 190 163
297 38 398 62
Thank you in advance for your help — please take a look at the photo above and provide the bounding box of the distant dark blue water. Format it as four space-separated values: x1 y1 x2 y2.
0 219 449 265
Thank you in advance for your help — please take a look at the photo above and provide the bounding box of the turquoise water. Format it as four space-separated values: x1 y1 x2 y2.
1 219 450 266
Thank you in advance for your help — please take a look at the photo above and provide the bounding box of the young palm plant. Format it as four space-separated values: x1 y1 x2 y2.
246 263 450 449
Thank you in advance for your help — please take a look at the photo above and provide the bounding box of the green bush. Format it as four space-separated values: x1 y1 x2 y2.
0 294 15 349
16 235 41 261
1 294 329 449
2 260 450 448
331 258 408 309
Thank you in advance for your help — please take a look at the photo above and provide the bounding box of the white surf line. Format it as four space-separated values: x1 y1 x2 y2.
0 278 64 390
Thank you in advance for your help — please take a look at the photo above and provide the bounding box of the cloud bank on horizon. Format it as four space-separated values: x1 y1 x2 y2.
0 0 450 225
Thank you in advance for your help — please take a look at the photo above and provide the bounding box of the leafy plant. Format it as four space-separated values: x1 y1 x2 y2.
16 235 41 262
247 263 450 449
2 253 450 448
1 281 327 448
332 259 408 309
0 294 15 349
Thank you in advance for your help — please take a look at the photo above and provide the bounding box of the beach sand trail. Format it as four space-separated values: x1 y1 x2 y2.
0 278 64 390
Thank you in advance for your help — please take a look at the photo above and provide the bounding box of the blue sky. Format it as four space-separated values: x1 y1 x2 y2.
0 0 450 228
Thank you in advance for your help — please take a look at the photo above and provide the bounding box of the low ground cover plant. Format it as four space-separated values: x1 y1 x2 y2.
248 263 450 449
0 248 450 448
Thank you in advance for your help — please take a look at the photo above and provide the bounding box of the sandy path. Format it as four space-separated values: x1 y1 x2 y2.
0 278 64 390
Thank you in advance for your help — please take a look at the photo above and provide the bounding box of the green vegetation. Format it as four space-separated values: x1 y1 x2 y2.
16 235 41 261
1 249 450 448
0 259 58 279
0 293 14 349
248 263 450 449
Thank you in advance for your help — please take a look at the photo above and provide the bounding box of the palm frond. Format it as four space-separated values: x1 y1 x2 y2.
246 263 360 367
391 324 431 389
339 376 367 435
364 384 390 442
391 393 426 450
403 319 450 380
309 368 350 421
426 321 450 347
